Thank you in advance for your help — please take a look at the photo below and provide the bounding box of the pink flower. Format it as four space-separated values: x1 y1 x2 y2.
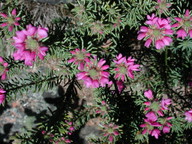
67 122 73 125
137 14 173 49
144 99 162 115
144 101 151 106
41 130 46 134
157 110 164 116
151 129 161 139
176 29 187 39
162 126 170 133
0 88 6 104
69 126 75 132
185 110 192 122
68 49 91 70
0 57 8 80
113 54 140 81
143 90 172 116
145 111 158 121
65 139 71 143
76 57 110 88
102 123 120 143
116 80 125 93
141 90 173 139
161 98 171 110
144 38 152 47
0 8 20 31
159 117 173 133
140 119 162 128
140 119 162 135
144 89 153 100
12 24 48 66
189 29 192 37
101 101 106 105
172 9 192 39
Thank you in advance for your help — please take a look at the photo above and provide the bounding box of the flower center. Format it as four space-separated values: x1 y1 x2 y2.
89 68 99 79
7 17 14 24
119 66 127 74
76 53 84 60
108 128 114 134
0 64 4 75
25 37 39 51
150 101 160 112
153 29 161 37
147 123 154 130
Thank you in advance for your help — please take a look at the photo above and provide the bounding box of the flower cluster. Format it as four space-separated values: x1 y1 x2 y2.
0 88 6 104
172 9 192 39
140 89 172 139
65 120 75 135
101 123 120 143
68 48 91 70
137 14 173 49
76 56 110 88
0 56 8 80
0 8 20 31
113 53 140 81
12 24 49 66
184 110 192 122
68 49 140 89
